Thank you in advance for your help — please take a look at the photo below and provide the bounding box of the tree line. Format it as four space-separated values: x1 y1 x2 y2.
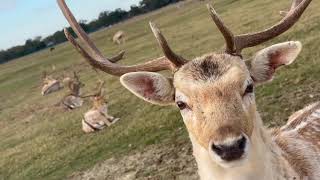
0 0 183 64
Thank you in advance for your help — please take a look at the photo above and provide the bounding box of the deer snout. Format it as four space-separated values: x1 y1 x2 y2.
210 135 247 162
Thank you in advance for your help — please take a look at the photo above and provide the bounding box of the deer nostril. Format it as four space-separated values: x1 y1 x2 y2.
237 136 246 150
211 144 223 156
211 136 247 162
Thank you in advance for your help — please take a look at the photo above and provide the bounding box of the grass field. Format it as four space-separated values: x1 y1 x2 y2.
1 0 320 179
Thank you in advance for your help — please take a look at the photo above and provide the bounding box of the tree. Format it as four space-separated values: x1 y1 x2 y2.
130 5 144 16
0 0 184 64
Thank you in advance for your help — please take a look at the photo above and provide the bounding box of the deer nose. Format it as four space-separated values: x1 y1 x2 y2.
211 135 247 162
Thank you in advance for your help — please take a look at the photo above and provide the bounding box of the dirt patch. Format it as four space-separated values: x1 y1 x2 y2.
68 141 199 180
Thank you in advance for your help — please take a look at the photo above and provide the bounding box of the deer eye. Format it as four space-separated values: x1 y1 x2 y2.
176 101 188 110
245 83 254 94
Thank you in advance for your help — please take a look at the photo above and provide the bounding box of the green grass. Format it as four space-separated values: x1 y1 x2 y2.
1 0 320 179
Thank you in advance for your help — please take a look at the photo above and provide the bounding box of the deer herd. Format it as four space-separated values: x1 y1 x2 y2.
41 68 120 132
38 0 320 179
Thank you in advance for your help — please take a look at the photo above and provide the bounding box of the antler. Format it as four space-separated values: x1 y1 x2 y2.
73 71 79 81
208 0 312 56
280 0 304 16
96 80 105 96
109 50 125 63
57 0 187 76
42 71 47 80
81 80 105 98
149 22 187 67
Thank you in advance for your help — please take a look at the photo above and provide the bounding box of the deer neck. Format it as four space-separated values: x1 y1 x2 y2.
93 103 108 116
190 112 296 180
71 86 80 96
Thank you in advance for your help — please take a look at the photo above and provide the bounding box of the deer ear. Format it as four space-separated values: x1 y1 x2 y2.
120 72 175 106
250 41 302 84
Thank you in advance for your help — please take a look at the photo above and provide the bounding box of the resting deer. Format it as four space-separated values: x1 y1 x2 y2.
58 0 317 179
113 30 126 45
62 71 85 109
82 80 120 133
41 71 63 96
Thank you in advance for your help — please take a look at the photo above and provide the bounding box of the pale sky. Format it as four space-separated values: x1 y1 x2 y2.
0 0 140 50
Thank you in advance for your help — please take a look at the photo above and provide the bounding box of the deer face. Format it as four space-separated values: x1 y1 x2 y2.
174 54 254 166
120 41 302 168
92 95 108 113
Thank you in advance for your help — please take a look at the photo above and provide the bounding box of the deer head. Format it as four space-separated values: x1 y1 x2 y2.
58 0 311 170
61 72 85 109
83 80 108 112
66 71 85 97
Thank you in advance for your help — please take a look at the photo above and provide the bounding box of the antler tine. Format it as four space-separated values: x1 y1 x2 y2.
59 0 179 76
73 71 79 81
207 4 235 54
280 0 304 16
233 0 312 54
57 0 125 62
109 51 125 63
149 22 187 67
64 28 173 76
64 28 101 67
42 71 47 79
97 80 105 96
207 0 312 56
290 0 305 12
80 80 105 98
57 0 103 60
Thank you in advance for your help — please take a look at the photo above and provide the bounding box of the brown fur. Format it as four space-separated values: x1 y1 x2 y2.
174 54 254 148
61 73 84 109
120 42 316 179
113 31 125 45
274 137 311 178
41 76 62 96
82 84 120 133
283 102 320 131
182 54 234 82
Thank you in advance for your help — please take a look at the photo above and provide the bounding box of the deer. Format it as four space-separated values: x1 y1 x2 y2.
82 80 120 133
113 30 126 45
58 0 317 179
41 71 63 96
61 71 85 109
59 51 125 110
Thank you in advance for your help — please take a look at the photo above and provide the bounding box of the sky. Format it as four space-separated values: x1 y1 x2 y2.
0 0 141 50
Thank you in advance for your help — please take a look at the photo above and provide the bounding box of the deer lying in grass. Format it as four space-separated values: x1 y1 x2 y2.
62 72 85 109
82 80 120 133
41 71 63 96
58 0 318 179
113 30 126 45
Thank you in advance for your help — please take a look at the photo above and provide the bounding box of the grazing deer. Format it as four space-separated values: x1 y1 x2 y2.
41 71 63 96
58 0 317 179
82 80 120 133
113 30 126 45
62 71 85 109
